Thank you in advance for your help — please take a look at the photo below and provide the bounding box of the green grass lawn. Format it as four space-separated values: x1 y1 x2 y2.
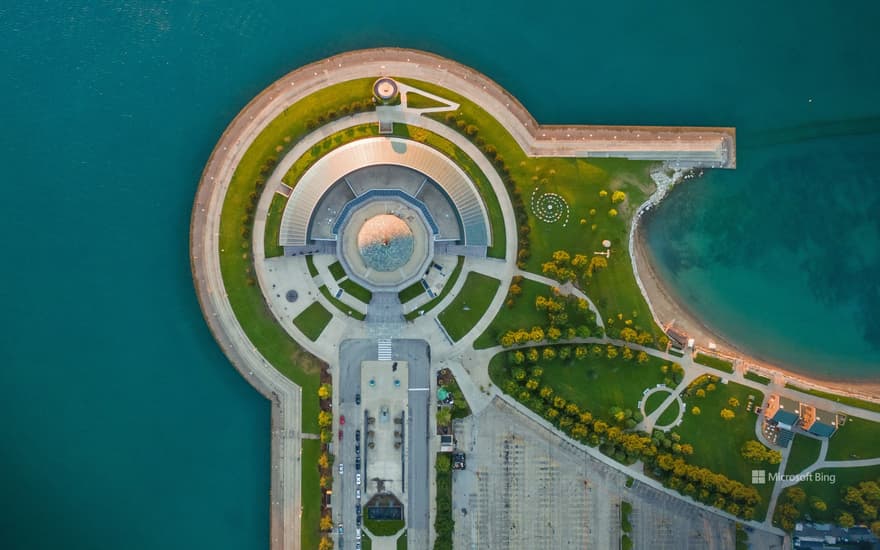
363 517 404 536
328 261 346 281
404 257 464 321
676 381 773 516
655 399 681 426
398 280 426 303
489 348 668 419
784 435 823 476
789 464 880 523
694 353 734 373
305 255 318 277
398 78 663 338
339 278 373 303
473 277 598 349
396 531 407 550
644 390 672 416
785 384 880 414
744 371 771 385
318 285 366 321
826 416 880 460
437 272 501 342
434 454 453 550
293 301 332 341
300 439 321 550
216 82 374 435
441 374 472 419
361 534 372 550
264 193 287 258
405 91 449 109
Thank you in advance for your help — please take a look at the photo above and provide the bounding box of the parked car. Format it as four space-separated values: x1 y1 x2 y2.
355 457 361 470
355 429 361 441
355 443 360 455
356 473 361 486
338 463 344 474
355 488 361 500
355 393 361 405
340 415 346 425
356 528 361 541
338 429 343 440
338 523 343 535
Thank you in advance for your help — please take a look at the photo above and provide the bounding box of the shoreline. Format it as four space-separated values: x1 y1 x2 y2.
632 172 880 399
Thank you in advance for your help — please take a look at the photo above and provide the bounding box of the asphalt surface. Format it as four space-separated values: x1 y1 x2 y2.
336 339 430 549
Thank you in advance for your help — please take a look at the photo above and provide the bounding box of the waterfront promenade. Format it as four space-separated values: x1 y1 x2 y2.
191 48 739 549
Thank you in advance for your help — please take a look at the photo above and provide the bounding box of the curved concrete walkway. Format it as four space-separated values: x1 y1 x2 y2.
639 387 685 431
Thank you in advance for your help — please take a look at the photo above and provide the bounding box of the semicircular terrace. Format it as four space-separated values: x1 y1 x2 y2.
278 137 491 250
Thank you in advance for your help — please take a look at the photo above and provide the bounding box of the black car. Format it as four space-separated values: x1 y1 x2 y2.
355 393 361 405
355 457 361 470
355 429 361 441
355 443 360 455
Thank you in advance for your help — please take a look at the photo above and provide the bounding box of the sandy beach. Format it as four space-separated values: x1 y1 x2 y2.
631 191 880 399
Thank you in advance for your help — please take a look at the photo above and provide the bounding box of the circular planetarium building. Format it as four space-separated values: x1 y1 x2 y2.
277 137 491 292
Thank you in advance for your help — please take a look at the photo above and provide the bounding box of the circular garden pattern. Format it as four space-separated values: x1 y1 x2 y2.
530 189 570 226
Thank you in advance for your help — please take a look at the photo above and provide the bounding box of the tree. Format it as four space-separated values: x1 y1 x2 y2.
552 250 571 264
619 327 638 342
606 345 619 359
542 346 557 360
512 350 525 364
608 209 618 217
612 190 627 203
720 408 736 421
696 389 706 398
691 406 701 416
319 475 331 488
871 520 880 537
436 407 452 427
575 346 588 360
508 283 522 296
637 351 649 363
838 511 856 528
810 497 828 513
318 536 334 550
318 453 329 470
318 383 332 400
587 255 608 277
320 514 333 531
622 347 634 361
728 397 740 408
527 348 540 363
318 411 332 428
547 327 562 341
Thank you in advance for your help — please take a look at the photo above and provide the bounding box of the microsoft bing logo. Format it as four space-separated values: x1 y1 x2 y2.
752 470 766 484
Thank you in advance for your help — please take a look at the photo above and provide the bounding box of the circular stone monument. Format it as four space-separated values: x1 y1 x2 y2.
357 214 415 272
338 199 433 290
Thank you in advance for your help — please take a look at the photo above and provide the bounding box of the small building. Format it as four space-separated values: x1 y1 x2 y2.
439 434 455 453
665 327 689 349
800 403 840 438
764 395 801 430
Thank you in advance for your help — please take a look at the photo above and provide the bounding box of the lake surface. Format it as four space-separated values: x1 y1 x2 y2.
2 1 878 547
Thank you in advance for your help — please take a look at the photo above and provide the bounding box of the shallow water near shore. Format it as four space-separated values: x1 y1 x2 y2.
644 132 880 381
1 1 879 548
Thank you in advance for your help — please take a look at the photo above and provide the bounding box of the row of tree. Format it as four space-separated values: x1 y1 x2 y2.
499 349 761 518
651 454 762 519
439 112 532 269
305 99 376 131
775 480 880 534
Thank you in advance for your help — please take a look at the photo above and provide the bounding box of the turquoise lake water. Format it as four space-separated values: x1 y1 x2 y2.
2 1 878 547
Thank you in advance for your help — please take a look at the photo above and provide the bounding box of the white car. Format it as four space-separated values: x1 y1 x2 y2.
338 463 344 474
356 527 361 541
356 488 361 500
356 473 361 486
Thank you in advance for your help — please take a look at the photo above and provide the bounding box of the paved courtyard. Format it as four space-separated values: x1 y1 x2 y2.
452 398 745 550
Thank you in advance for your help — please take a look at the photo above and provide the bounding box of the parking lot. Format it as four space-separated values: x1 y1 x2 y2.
452 398 758 549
